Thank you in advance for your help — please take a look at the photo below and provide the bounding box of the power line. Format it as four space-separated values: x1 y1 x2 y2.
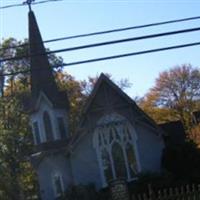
0 3 24 9
1 26 200 62
1 15 200 51
59 41 200 67
0 0 64 9
0 41 200 77
33 0 64 5
43 15 200 42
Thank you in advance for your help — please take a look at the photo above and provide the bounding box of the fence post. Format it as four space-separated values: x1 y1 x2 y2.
148 184 156 200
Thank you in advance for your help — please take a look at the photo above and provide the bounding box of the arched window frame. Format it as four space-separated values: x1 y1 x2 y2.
93 113 141 187
32 121 41 145
51 171 64 198
57 116 67 139
43 111 54 142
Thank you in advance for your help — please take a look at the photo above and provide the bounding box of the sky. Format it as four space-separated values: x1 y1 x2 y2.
1 0 200 97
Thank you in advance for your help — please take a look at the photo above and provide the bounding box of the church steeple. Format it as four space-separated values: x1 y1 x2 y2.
28 10 69 110
29 10 57 99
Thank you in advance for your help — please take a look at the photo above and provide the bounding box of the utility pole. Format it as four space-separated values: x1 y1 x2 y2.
23 0 35 11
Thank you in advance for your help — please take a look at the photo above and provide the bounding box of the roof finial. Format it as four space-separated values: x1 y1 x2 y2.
23 0 35 11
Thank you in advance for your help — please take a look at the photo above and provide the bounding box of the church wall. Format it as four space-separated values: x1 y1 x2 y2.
69 86 165 190
71 130 102 189
135 123 164 172
113 105 165 173
37 154 72 200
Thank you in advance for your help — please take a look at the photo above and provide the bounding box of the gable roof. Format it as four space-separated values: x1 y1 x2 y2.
70 73 163 147
84 73 162 130
82 73 137 115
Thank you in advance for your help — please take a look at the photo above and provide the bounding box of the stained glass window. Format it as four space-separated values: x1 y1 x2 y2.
93 113 139 185
112 142 127 179
126 143 138 177
101 149 113 182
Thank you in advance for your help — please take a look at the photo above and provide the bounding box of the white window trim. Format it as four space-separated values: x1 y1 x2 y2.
52 172 65 198
32 123 37 145
32 121 42 145
43 110 56 141
56 116 68 139
93 113 141 187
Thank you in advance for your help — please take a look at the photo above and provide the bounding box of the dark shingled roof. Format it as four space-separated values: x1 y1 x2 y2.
159 120 186 146
28 11 69 111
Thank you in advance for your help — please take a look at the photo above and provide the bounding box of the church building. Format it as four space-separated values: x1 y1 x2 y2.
27 9 165 200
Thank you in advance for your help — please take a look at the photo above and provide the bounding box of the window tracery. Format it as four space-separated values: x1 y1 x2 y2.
93 113 139 186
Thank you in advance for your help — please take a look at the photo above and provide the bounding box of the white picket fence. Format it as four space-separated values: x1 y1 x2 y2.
131 184 200 200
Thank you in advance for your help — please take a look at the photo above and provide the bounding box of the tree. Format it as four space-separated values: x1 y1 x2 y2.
141 64 200 129
189 124 200 147
0 38 39 199
0 88 38 199
138 93 178 124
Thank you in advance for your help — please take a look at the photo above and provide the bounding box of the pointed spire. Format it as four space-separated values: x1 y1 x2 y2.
28 10 69 110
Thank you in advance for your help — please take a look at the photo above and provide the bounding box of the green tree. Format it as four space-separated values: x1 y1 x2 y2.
0 82 39 199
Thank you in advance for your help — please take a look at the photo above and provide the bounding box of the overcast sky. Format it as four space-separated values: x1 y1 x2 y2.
1 0 200 97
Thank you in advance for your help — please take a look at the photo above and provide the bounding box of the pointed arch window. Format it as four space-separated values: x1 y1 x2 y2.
93 113 140 186
112 142 127 179
33 121 41 144
43 111 54 141
126 143 137 177
57 117 67 139
52 172 64 198
101 148 112 182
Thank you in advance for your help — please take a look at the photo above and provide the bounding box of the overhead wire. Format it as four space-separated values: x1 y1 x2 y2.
43 16 200 42
1 26 200 62
1 1 200 77
60 41 200 67
33 0 64 5
0 0 64 9
0 41 200 77
0 2 24 9
1 15 200 51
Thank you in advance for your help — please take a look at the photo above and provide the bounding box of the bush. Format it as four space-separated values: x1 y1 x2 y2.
162 140 200 183
128 172 173 195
